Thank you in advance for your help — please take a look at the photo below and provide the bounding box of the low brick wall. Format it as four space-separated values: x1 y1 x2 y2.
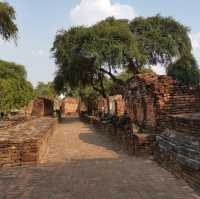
0 117 57 167
154 113 200 190
80 114 155 156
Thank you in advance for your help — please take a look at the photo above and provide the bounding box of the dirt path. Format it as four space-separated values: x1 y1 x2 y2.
0 116 199 199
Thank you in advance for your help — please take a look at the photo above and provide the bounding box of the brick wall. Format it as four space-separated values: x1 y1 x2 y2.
97 95 125 117
154 113 200 190
61 97 79 115
124 74 199 133
32 97 54 116
0 117 56 167
123 74 200 189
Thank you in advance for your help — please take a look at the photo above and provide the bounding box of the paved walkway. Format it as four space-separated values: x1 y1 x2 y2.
0 116 199 199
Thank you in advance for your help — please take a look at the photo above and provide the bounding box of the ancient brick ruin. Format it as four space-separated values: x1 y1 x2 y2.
154 113 200 190
61 97 79 115
0 97 57 167
32 97 54 116
85 74 200 189
0 117 56 167
124 74 199 133
97 95 125 116
124 74 200 190
0 72 200 191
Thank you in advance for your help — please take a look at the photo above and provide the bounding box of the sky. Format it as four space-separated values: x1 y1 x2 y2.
0 0 200 86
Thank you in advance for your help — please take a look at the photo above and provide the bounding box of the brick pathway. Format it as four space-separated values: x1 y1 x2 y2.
0 116 199 199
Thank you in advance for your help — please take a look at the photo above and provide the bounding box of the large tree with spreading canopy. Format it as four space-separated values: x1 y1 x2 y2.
52 15 193 112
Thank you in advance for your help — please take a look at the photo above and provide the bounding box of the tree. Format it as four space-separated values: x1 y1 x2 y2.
35 82 56 99
0 2 18 41
129 15 192 73
167 54 200 86
52 15 193 113
52 18 139 112
0 60 34 118
0 60 27 79
78 86 100 115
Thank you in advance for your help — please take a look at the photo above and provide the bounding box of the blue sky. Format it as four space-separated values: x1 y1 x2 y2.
0 0 200 86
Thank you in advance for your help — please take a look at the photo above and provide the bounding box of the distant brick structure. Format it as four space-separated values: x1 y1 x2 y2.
61 97 79 115
97 95 125 117
124 74 199 133
32 97 54 116
21 101 34 116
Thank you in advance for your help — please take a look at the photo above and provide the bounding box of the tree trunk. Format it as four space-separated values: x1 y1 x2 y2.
106 96 110 114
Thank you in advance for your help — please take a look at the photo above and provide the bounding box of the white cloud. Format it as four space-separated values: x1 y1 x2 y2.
69 0 136 26
190 33 200 64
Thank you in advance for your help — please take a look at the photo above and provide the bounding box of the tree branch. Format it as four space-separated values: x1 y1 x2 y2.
91 80 107 98
99 68 124 85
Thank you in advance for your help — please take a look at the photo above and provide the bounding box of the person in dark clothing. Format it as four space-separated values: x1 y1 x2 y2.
0 112 4 120
55 107 62 123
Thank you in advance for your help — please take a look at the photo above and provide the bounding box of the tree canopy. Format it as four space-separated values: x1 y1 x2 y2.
129 15 191 71
167 54 200 86
0 2 18 41
52 15 193 101
35 82 56 99
0 60 34 116
0 60 27 79
52 18 137 98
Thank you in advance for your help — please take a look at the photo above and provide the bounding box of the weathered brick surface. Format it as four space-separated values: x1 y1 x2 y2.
0 117 56 167
124 74 199 133
154 113 200 190
0 116 32 129
32 97 54 116
61 97 79 115
97 95 125 116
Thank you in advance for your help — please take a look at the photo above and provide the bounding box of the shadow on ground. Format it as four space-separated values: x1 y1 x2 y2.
0 157 196 199
79 131 124 155
60 116 81 124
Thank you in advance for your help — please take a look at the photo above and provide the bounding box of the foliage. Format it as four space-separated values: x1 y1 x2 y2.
79 86 100 115
0 2 18 41
0 60 27 79
167 54 200 86
129 15 191 72
106 68 155 95
35 82 56 99
52 15 193 107
52 18 139 99
0 60 34 116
